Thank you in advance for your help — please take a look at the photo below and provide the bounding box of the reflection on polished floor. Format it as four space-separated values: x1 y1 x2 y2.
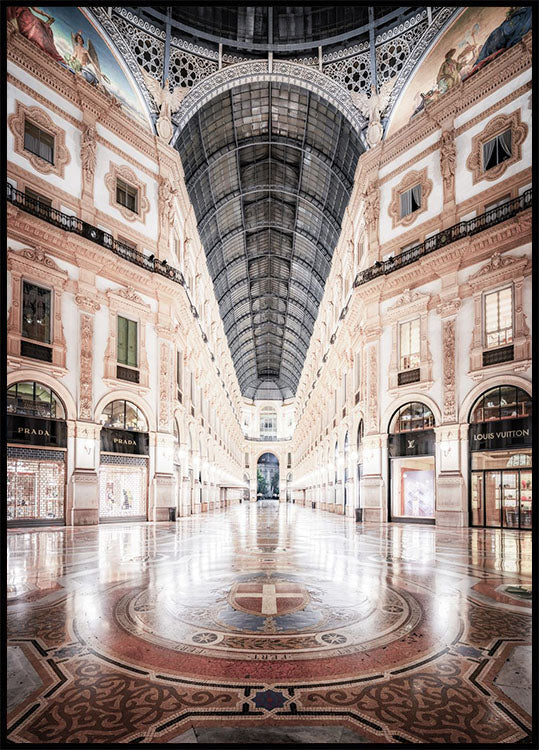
7 502 532 744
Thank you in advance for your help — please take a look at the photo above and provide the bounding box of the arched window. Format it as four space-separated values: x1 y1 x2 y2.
470 386 531 423
391 402 434 433
260 407 277 438
357 419 364 450
7 381 65 419
100 400 147 431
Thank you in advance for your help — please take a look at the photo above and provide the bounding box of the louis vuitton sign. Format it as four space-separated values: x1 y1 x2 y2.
389 429 435 457
469 417 531 452
7 415 67 447
100 428 149 455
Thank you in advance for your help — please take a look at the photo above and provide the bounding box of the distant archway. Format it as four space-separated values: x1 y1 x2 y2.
257 452 279 500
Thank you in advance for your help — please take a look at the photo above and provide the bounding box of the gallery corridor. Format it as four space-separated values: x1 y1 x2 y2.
7 503 532 744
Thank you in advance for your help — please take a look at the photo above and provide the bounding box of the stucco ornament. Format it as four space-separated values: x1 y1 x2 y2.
140 67 188 142
158 177 178 229
80 124 97 185
351 77 396 147
440 129 456 199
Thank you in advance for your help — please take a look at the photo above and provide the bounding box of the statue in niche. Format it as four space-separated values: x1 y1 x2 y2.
80 124 97 185
440 129 456 198
140 67 188 143
351 77 396 148
158 177 178 230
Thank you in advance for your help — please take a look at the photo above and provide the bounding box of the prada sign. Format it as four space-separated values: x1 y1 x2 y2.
7 415 67 447
100 428 149 455
389 428 435 457
469 417 532 452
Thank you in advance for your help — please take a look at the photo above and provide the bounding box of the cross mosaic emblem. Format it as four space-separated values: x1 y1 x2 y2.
228 580 310 616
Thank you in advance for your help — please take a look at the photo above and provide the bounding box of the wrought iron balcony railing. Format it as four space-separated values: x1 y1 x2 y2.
8 183 531 296
353 189 532 288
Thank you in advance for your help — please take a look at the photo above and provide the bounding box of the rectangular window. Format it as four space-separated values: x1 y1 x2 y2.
354 351 361 391
117 235 137 251
24 119 54 164
22 281 52 344
116 179 138 213
483 129 512 172
399 318 420 371
117 316 138 368
25 187 52 208
484 287 513 349
244 452 249 468
400 185 422 218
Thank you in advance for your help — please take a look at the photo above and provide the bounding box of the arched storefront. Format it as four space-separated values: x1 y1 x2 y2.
469 386 532 529
98 400 149 522
257 452 279 499
7 381 67 525
388 402 435 523
356 419 364 510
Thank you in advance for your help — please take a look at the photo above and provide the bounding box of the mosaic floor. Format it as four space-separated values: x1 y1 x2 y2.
6 501 533 744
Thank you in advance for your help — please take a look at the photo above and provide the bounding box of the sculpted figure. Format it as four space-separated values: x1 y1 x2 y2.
351 77 396 147
140 68 188 143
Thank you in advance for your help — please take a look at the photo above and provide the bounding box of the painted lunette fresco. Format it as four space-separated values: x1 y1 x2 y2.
7 6 151 127
387 6 532 137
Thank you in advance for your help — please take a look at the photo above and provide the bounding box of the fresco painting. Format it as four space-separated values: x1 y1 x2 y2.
387 6 531 137
7 6 150 127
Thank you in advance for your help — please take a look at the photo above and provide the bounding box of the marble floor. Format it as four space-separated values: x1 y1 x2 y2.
6 501 533 744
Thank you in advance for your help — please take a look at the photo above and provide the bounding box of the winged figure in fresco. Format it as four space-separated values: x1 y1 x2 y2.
68 30 110 90
351 76 396 148
140 67 189 143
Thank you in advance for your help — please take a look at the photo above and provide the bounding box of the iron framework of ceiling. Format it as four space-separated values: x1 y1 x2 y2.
175 80 364 400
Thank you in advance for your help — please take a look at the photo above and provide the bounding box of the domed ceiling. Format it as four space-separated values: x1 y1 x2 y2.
90 5 463 399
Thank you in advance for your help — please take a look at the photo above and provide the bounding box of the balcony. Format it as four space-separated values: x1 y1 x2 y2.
7 183 531 301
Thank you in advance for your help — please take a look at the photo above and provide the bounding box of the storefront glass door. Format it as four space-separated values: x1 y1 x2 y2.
7 455 65 523
99 463 147 520
471 463 532 529
520 471 532 529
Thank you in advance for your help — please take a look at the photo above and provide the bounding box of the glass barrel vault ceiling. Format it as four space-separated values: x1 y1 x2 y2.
175 81 364 400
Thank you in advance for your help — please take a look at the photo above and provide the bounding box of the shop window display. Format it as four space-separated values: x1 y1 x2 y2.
389 402 435 522
470 387 532 530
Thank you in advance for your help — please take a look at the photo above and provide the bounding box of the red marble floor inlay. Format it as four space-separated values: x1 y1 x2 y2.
6 502 532 744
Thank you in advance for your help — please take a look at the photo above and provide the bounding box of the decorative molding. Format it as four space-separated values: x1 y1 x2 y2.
8 100 71 178
75 295 100 314
384 288 433 394
388 167 432 229
7 246 67 370
467 251 531 291
440 128 456 206
466 252 531 380
79 313 94 420
466 109 528 185
116 286 147 306
159 340 172 431
80 124 97 196
104 162 150 223
442 318 456 423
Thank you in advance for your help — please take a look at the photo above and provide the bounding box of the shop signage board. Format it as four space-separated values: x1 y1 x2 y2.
100 428 149 455
469 417 532 452
389 428 435 457
7 415 67 447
